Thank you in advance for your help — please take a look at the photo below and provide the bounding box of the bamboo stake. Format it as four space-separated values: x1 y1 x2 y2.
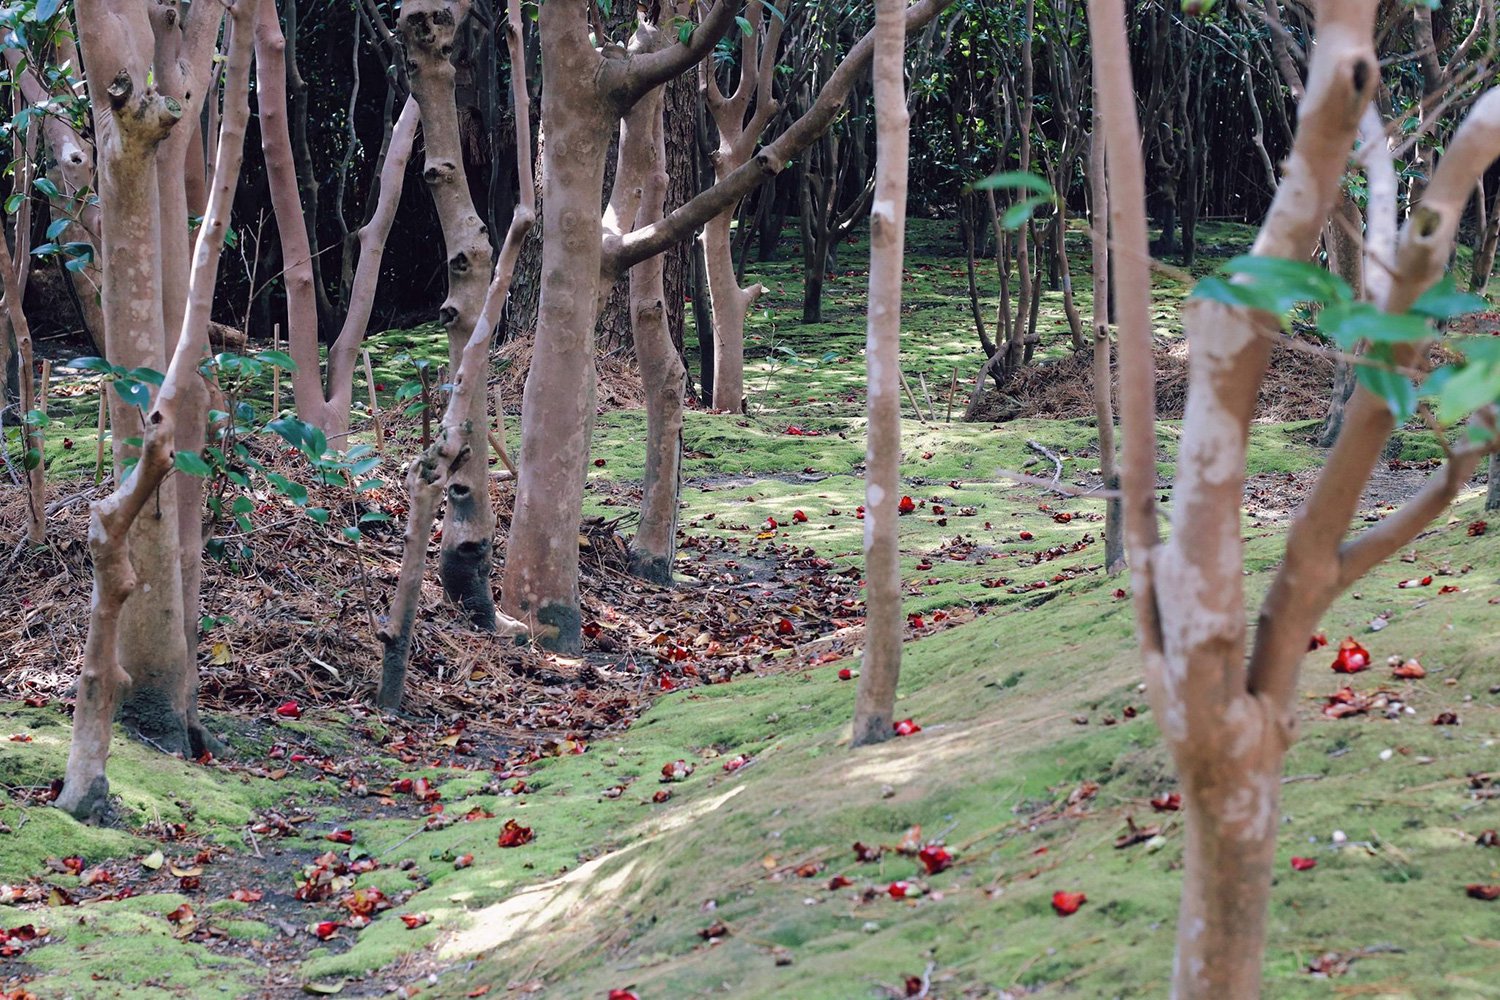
362 348 385 451
37 358 51 413
490 382 516 478
917 371 936 421
94 381 107 484
897 368 926 424
945 365 959 422
270 322 281 417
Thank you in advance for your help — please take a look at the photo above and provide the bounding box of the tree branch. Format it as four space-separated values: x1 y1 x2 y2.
611 0 955 272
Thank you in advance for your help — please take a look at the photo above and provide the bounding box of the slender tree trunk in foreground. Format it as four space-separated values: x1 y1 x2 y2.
851 0 908 748
59 0 257 819
1316 192 1365 447
378 0 533 713
1095 0 1500 993
1086 116 1123 574
400 0 499 629
1487 452 1499 511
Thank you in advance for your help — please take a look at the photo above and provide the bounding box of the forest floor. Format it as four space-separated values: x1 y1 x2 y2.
1 220 1498 999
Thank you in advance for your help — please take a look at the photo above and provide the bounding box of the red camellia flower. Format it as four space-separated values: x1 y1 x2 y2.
775 618 795 635
313 920 340 939
893 718 922 737
827 874 854 889
1290 856 1317 871
898 496 916 514
1308 632 1328 651
1150 792 1181 812
1331 637 1371 674
497 819 534 848
908 614 925 629
608 991 641 1000
1018 531 1034 541
792 510 808 523
917 845 953 875
1051 890 1086 916
658 674 675 691
399 913 431 929
325 829 355 844
837 668 852 681
887 880 913 899
275 701 301 719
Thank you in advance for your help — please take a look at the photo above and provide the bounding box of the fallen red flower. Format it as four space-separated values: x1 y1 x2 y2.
775 618 795 635
898 496 916 514
828 874 854 889
792 509 808 523
399 913 431 929
312 920 339 939
274 701 301 719
837 668 853 681
887 880 913 899
893 718 922 737
1290 856 1317 871
1150 792 1181 812
1392 659 1426 679
1308 632 1328 651
1331 637 1371 674
1051 890 1086 916
325 829 355 844
908 614 925 629
608 991 641 1000
722 754 751 773
497 819 534 848
1018 530 1034 541
1438 584 1460 594
658 674 675 691
1465 884 1500 901
853 842 883 863
917 845 953 875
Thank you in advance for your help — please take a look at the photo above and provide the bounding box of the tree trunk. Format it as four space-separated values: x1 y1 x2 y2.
1488 452 1499 511
850 0 908 749
401 0 499 630
1317 193 1365 447
60 0 256 818
1086 120 1123 574
619 23 685 584
499 1 609 653
1470 177 1500 293
380 0 534 712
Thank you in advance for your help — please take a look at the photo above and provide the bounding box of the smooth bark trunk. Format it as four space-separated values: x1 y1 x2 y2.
851 0 908 749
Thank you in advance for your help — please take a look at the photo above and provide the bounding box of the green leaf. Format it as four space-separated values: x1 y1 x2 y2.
113 379 152 411
1356 362 1417 423
231 496 254 515
4 193 22 215
1410 274 1485 321
1321 302 1431 350
1432 362 1500 425
267 417 307 451
678 21 694 44
355 479 385 493
1001 194 1051 231
349 456 381 477
45 217 69 241
265 472 308 505
31 176 60 199
971 170 1054 196
64 255 90 274
255 349 296 370
1221 255 1352 308
358 511 390 523
305 507 331 524
24 409 49 428
735 15 752 36
341 526 362 541
35 0 63 22
124 366 166 386
173 451 213 477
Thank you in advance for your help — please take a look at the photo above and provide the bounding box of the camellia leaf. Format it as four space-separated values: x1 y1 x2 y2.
1410 274 1485 320
1321 301 1431 349
971 170 1054 196
113 379 153 411
173 451 213 477
1356 359 1417 422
